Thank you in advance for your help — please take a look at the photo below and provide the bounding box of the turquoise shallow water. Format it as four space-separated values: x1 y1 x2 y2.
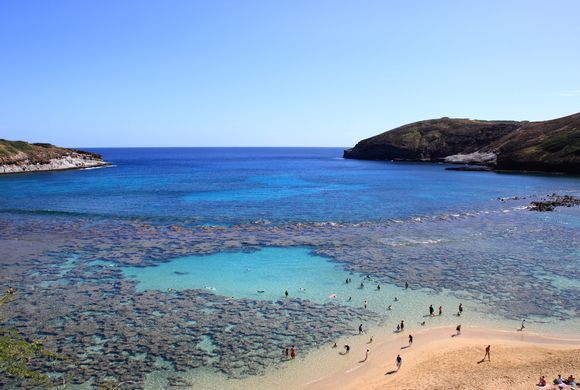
123 246 580 337
125 248 350 303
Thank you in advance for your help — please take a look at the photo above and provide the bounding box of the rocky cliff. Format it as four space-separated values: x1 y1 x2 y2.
343 113 580 174
0 139 108 174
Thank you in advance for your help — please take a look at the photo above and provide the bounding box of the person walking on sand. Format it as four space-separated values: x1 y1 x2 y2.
290 345 296 359
344 344 350 354
483 345 490 361
519 319 526 331
455 324 461 336
408 334 413 346
363 349 369 362
396 354 402 370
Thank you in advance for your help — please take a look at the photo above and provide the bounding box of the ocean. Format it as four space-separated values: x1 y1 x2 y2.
0 147 579 388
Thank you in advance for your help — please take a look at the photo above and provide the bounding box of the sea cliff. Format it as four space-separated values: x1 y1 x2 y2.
0 139 108 174
344 112 580 174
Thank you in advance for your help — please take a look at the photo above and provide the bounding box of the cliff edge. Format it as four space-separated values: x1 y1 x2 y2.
344 113 580 174
0 139 108 174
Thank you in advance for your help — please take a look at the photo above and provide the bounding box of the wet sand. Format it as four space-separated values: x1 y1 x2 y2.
302 326 580 390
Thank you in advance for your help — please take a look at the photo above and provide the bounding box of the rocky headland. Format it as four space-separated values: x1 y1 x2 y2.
0 139 108 174
344 112 580 174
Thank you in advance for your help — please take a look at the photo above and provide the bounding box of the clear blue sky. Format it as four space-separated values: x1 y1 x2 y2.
1 0 579 147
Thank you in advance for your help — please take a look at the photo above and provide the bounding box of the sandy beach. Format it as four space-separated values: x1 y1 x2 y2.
302 326 580 390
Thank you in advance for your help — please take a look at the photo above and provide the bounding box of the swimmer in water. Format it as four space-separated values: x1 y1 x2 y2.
394 297 399 302
359 282 364 288
347 296 352 302
285 290 289 297
387 304 392 311
377 284 381 290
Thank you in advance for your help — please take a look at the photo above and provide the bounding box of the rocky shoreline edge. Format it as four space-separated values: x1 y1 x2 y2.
0 153 109 174
0 139 109 174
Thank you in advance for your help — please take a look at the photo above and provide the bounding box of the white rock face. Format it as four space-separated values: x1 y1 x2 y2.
443 152 497 165
0 154 108 174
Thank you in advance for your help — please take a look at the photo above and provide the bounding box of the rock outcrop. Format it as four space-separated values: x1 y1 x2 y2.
0 139 108 174
344 113 580 174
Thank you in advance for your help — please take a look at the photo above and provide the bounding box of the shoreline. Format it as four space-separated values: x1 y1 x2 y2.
186 324 580 390
303 325 580 390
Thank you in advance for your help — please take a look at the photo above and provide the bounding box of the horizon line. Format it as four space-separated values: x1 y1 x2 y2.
77 145 351 149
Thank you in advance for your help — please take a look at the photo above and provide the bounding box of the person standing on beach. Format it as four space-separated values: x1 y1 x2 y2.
290 345 296 359
458 303 463 316
438 306 443 316
344 344 350 354
284 346 289 358
396 354 402 370
400 320 404 331
405 281 409 289
455 324 461 335
408 334 413 346
483 345 491 361
429 304 434 316
359 323 364 334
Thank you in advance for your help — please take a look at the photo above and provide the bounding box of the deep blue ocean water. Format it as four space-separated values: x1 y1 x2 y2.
1 147 579 224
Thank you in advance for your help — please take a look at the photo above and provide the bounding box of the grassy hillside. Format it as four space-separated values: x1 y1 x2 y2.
344 113 580 173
